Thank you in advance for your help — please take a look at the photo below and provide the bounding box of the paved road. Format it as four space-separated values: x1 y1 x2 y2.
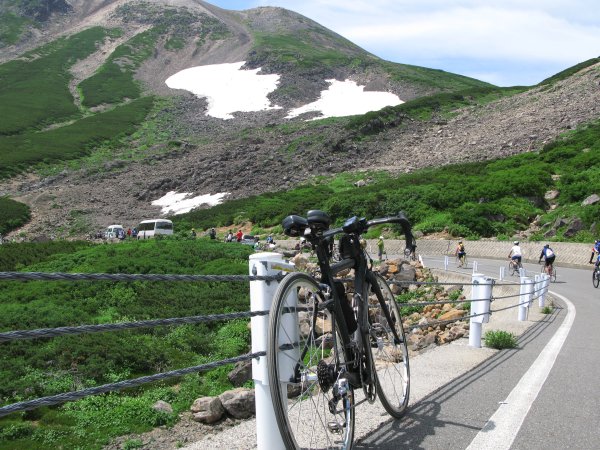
358 257 599 449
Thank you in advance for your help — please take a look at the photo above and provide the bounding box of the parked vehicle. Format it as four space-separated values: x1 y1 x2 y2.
136 219 174 239
104 225 124 239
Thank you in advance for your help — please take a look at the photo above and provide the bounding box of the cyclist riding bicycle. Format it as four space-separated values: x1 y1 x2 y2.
590 239 600 264
508 241 522 265
538 244 556 274
455 240 466 267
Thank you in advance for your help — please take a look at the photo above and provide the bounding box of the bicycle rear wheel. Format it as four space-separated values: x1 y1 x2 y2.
267 272 355 450
551 266 557 282
593 269 600 288
367 273 410 418
508 261 516 276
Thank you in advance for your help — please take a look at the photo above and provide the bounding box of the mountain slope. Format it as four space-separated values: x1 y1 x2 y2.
0 0 598 239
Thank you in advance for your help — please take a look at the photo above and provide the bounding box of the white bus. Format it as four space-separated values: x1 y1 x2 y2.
136 219 174 239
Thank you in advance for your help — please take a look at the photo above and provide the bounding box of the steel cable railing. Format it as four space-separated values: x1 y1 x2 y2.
0 262 552 419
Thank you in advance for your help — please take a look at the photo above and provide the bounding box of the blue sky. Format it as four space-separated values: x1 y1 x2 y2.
209 0 600 86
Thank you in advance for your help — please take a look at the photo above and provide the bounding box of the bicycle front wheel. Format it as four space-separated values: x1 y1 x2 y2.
267 272 355 450
368 273 410 418
593 269 600 288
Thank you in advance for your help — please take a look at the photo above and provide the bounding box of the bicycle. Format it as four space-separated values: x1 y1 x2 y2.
268 210 414 450
508 259 522 276
456 254 468 268
540 262 557 282
592 264 600 288
403 245 417 261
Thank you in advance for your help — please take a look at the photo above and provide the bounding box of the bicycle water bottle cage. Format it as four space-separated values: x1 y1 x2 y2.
342 216 367 234
307 210 331 231
282 215 308 237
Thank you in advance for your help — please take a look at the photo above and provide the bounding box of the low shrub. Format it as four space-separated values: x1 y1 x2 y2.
484 330 518 349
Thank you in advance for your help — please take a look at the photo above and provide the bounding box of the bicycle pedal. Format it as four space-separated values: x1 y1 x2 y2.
327 420 344 434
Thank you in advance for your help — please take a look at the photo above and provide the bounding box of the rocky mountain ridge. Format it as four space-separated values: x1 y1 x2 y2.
0 0 599 239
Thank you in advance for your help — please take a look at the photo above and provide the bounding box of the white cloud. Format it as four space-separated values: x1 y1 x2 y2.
238 0 600 85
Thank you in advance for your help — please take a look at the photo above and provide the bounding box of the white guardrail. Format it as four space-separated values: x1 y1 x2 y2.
248 253 551 448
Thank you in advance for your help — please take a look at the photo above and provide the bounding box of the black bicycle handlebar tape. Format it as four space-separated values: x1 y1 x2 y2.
366 212 416 251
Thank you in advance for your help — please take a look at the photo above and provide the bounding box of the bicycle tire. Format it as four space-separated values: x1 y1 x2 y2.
593 269 600 288
508 261 517 276
267 272 355 450
551 266 557 282
368 273 410 418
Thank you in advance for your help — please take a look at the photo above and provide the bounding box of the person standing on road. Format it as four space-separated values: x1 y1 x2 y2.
236 229 243 242
377 236 385 260
455 240 466 267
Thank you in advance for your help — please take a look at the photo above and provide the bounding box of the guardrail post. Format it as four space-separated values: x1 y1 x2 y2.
499 266 505 280
444 255 449 271
250 252 289 450
472 261 478 273
469 273 492 348
518 276 533 321
519 267 526 277
538 273 549 307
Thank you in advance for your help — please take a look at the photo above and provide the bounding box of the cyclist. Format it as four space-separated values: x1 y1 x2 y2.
589 239 600 264
508 241 523 269
455 240 466 267
538 244 556 275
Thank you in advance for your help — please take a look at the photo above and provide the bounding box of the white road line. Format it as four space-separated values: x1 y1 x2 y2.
466 291 575 450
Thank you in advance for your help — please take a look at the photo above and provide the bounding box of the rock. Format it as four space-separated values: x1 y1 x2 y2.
563 218 584 237
581 194 600 206
191 397 225 424
219 388 255 419
391 266 416 283
227 360 253 387
438 309 466 321
314 315 332 335
152 400 173 414
354 179 367 187
544 190 559 200
291 253 309 270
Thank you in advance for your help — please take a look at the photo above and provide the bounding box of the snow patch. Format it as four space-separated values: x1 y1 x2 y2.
165 61 281 120
152 191 230 215
286 79 403 120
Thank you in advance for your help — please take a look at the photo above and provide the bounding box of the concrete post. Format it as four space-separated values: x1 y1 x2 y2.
444 255 449 271
469 273 492 348
538 273 549 307
472 261 478 273
518 276 533 321
499 266 505 281
250 252 290 450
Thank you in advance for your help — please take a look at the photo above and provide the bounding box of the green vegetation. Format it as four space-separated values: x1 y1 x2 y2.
178 119 600 241
0 96 154 178
538 57 600 86
79 28 159 107
382 61 494 91
541 305 554 314
0 12 31 47
484 330 518 349
0 27 111 135
0 197 30 235
0 238 254 449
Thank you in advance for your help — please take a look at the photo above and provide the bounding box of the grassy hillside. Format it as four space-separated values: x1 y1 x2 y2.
0 197 30 235
0 26 114 135
0 238 254 449
179 119 600 242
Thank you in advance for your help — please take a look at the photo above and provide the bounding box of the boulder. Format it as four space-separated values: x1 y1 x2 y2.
219 388 255 419
438 309 466 321
191 397 225 424
227 360 253 387
582 194 600 206
152 400 173 414
544 190 559 200
563 218 584 237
